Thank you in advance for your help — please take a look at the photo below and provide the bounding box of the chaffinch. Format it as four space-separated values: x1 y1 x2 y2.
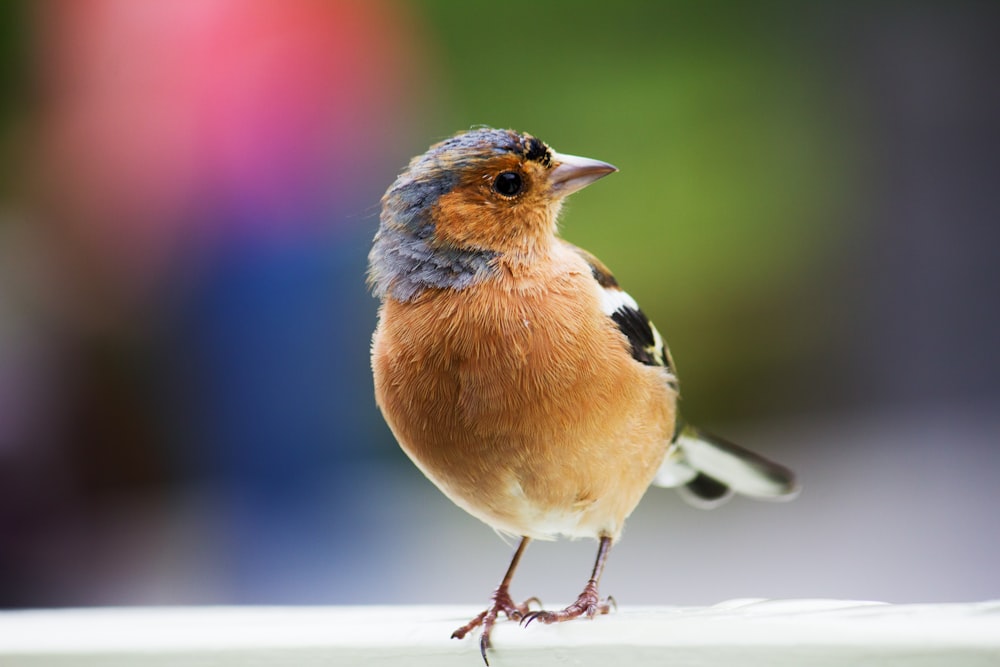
369 128 798 663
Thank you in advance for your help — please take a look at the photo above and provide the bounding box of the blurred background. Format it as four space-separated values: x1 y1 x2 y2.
0 0 998 609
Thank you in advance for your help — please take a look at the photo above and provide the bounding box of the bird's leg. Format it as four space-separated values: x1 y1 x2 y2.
522 535 616 626
452 537 539 664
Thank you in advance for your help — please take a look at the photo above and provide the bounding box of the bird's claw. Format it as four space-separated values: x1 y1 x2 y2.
520 581 614 627
452 588 542 665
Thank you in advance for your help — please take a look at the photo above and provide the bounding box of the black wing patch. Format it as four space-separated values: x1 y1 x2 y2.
562 240 677 381
611 306 661 367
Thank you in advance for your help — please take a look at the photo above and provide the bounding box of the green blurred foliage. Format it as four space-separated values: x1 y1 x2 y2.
413 0 855 423
0 2 32 121
0 1 35 201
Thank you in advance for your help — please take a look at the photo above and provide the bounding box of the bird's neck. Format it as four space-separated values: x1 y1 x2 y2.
368 222 498 303
368 228 559 304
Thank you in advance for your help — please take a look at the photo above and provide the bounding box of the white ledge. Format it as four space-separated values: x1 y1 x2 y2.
1 600 999 666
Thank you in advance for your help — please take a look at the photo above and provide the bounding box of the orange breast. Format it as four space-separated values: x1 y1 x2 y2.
371 246 676 539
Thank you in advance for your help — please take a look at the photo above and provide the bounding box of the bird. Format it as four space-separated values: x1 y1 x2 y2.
368 127 798 663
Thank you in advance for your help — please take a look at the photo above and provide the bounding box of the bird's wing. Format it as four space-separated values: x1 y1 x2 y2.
563 241 798 509
563 242 677 384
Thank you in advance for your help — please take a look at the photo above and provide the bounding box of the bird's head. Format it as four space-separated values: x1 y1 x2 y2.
370 128 616 301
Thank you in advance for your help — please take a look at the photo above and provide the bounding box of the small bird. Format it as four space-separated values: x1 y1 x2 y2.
369 128 798 663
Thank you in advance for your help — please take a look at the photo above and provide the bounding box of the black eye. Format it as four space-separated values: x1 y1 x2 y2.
493 171 523 197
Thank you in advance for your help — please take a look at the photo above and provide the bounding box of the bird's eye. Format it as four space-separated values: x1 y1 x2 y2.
492 171 523 197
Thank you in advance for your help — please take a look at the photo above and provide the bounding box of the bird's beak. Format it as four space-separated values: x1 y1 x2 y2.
548 151 618 197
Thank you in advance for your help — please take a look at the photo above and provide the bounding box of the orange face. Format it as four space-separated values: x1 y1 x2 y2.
430 152 563 258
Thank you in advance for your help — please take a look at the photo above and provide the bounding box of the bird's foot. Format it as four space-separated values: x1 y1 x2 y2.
452 586 541 665
521 580 615 627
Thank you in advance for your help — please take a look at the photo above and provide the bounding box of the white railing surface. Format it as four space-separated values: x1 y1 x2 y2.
1 599 998 666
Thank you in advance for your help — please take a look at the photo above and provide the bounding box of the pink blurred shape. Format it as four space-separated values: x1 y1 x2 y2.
35 0 426 290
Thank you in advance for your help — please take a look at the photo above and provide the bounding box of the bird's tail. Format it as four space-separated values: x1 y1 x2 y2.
652 421 799 509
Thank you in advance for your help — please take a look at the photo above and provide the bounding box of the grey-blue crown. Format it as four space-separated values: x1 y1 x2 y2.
368 128 550 302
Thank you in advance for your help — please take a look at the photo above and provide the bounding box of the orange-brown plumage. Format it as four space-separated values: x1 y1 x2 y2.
368 128 797 662
372 240 676 540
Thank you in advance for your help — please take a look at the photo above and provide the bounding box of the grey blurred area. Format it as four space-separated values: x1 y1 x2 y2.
0 0 998 609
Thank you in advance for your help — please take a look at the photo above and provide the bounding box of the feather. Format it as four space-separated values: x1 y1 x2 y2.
654 423 799 506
